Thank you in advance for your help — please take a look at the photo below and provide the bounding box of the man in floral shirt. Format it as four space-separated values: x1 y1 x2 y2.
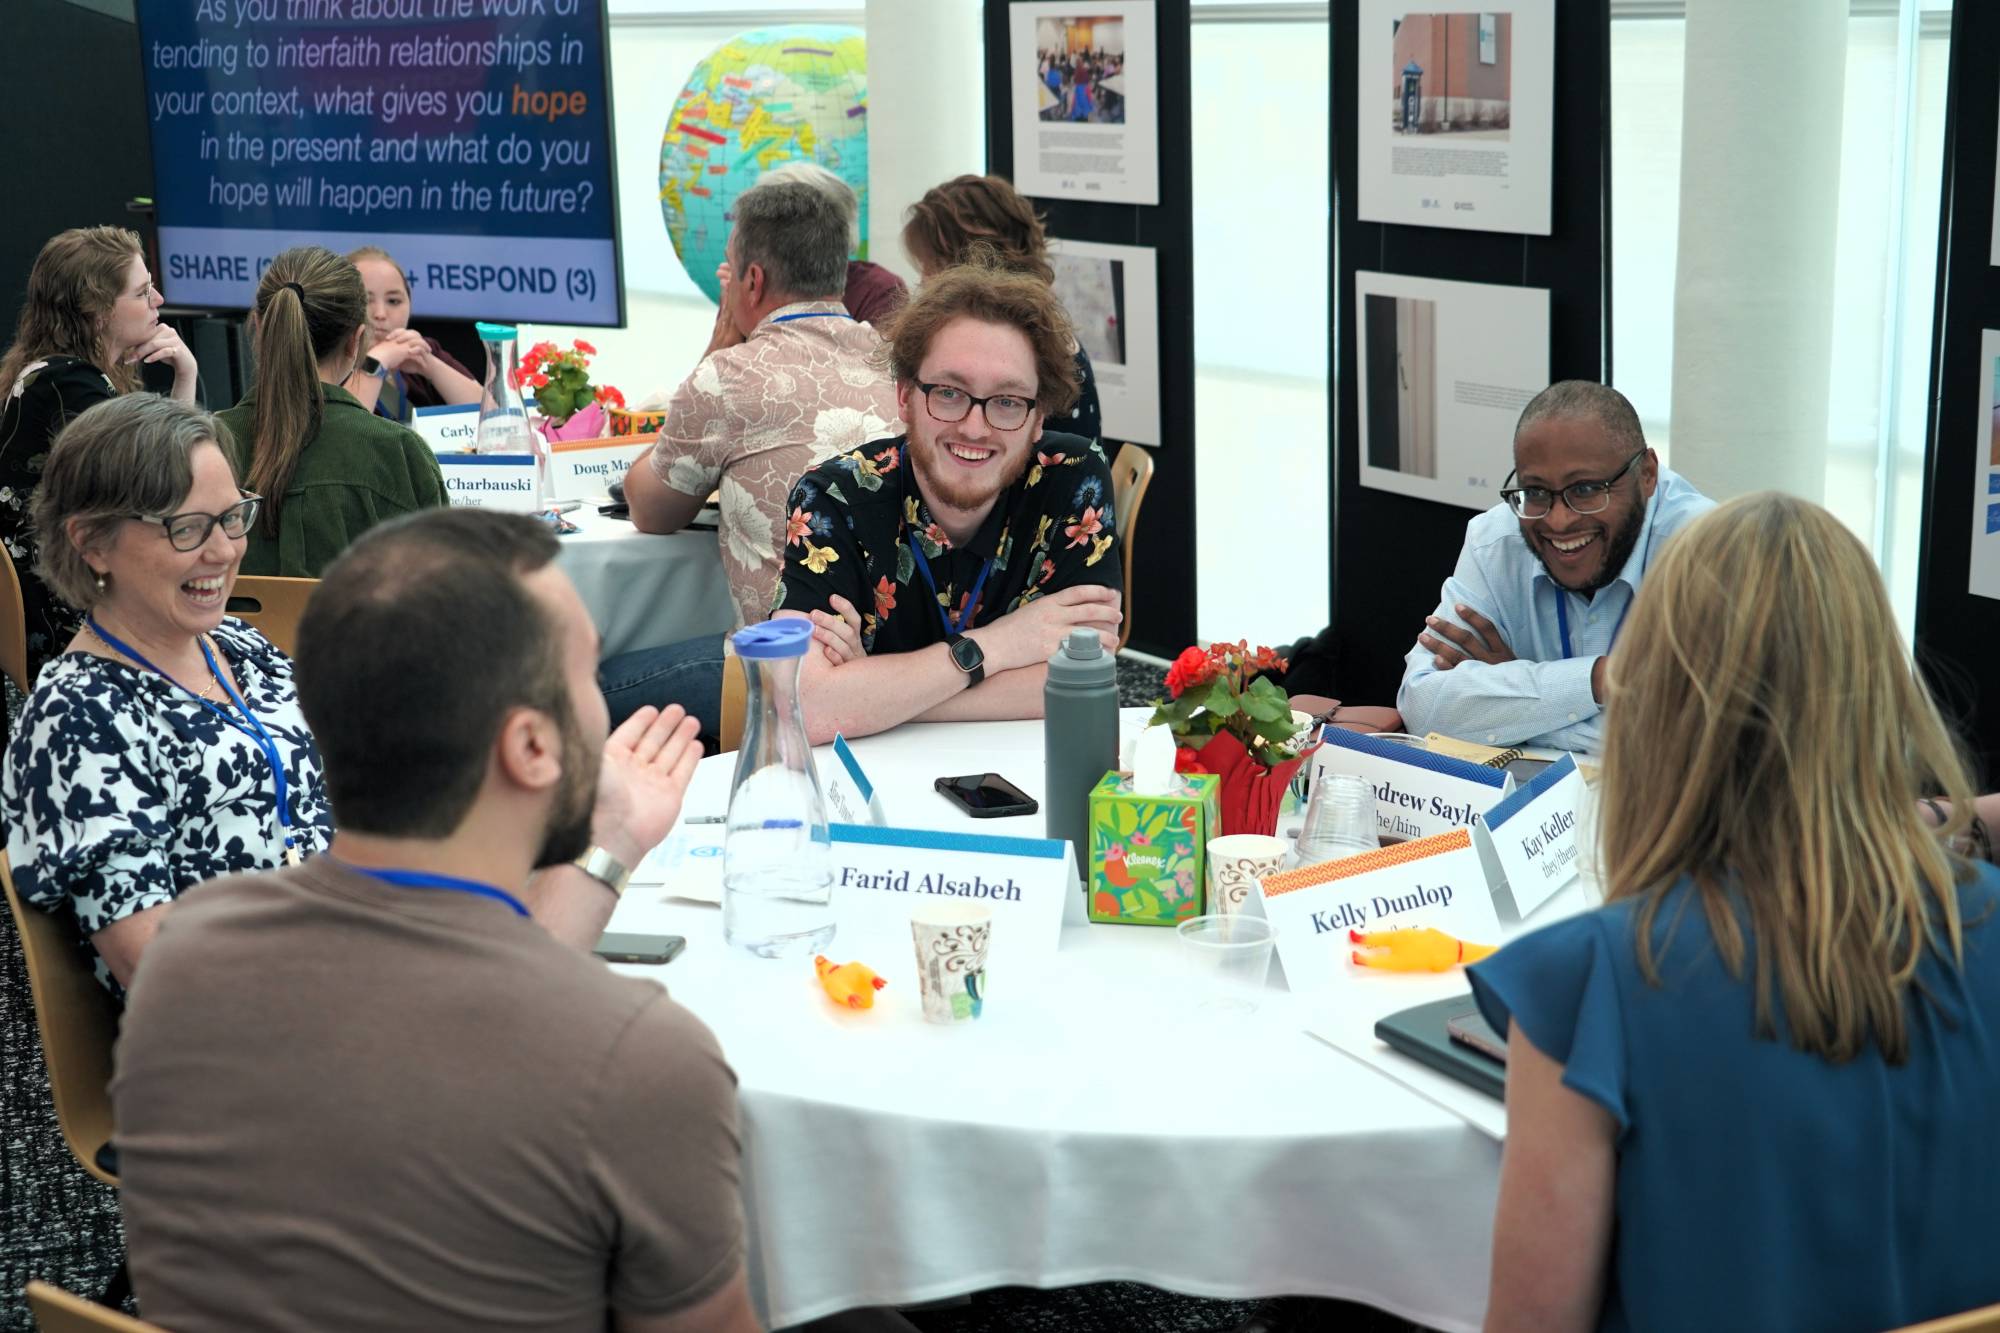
773 263 1124 743
603 178 899 734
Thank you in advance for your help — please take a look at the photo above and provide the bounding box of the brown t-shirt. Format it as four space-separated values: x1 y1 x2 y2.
112 858 743 1333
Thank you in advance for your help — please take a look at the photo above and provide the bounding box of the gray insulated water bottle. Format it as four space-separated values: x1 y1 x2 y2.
1043 628 1120 857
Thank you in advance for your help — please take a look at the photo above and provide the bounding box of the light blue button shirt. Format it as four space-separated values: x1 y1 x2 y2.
1396 467 1715 753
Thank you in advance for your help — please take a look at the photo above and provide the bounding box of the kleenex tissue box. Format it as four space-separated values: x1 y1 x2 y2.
1087 771 1221 926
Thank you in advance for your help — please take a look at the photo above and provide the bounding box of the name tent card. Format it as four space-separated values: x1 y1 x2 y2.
1255 828 1503 995
824 734 887 827
1472 752 1584 919
436 453 541 513
411 402 479 454
1311 728 1513 842
548 433 656 499
828 824 1074 974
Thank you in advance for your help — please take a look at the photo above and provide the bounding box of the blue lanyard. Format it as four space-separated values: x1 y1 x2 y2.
339 862 530 918
1553 491 1658 660
771 312 856 324
906 538 992 637
87 618 300 863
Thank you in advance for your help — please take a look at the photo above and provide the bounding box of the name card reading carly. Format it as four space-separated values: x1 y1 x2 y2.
1255 828 1502 994
1473 752 1583 919
411 402 479 454
436 453 541 513
1312 728 1512 842
829 823 1071 970
547 433 656 500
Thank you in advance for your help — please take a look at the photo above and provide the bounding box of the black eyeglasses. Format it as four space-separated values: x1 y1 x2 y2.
914 381 1037 432
1500 452 1645 520
131 494 262 551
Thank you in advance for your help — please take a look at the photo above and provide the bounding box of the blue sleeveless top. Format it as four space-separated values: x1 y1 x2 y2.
1469 863 2000 1332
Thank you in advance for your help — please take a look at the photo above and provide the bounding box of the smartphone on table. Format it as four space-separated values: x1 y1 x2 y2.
593 932 687 965
934 773 1039 819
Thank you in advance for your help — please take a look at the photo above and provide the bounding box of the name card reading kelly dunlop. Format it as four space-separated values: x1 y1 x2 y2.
412 402 479 454
830 824 1072 972
1472 752 1583 919
548 433 656 500
1255 828 1502 995
436 453 541 514
1312 728 1512 843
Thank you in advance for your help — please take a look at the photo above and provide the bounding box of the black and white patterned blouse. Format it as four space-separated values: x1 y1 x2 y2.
2 618 333 993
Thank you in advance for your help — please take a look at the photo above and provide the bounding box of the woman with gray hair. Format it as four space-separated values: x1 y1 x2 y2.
1 394 334 995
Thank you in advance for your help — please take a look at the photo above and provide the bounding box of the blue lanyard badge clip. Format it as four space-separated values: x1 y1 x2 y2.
906 539 992 638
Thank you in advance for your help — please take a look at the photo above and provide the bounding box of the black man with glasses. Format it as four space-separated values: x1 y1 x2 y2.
3 393 333 995
1397 381 1714 753
769 263 1124 743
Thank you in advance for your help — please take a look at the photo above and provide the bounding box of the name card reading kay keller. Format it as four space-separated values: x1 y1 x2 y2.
1473 752 1584 919
1255 828 1502 994
829 824 1073 972
1312 728 1512 842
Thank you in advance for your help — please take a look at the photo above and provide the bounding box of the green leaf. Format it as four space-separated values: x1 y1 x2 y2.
1143 810 1169 839
1202 679 1240 719
825 482 848 505
1116 804 1138 836
895 544 916 585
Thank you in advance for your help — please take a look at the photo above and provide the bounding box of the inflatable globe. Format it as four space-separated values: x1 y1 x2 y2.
658 26 871 305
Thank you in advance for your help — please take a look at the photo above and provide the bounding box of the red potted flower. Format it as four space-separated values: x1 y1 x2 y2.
1149 641 1315 837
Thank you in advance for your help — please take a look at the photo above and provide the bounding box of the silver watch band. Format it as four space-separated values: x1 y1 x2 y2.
571 845 632 899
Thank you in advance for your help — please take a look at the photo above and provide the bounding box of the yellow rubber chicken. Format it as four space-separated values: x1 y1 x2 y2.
1348 927 1496 972
814 956 888 1010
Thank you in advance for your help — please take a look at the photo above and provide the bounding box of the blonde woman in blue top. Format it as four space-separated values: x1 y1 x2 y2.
1471 492 2000 1332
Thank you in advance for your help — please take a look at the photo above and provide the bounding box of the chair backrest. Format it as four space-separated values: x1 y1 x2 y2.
1 854 120 1187
1895 1304 2000 1333
24 1281 167 1332
224 576 319 658
0 543 31 696
718 651 747 754
1108 442 1155 652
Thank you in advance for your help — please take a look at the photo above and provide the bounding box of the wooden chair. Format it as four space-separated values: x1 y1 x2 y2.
1896 1304 2000 1332
1109 442 1155 652
23 1281 166 1332
0 543 32 696
718 652 747 754
224 576 318 657
1 853 120 1186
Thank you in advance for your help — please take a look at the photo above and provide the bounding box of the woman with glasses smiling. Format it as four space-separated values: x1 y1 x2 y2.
2 395 333 995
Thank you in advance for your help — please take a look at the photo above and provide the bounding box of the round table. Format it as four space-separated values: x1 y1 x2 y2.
554 509 738 659
607 715 1552 1332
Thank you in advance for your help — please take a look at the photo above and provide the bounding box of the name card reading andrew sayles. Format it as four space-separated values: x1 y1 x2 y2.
1255 828 1502 995
829 824 1071 970
547 433 656 499
1311 728 1512 842
1473 753 1583 918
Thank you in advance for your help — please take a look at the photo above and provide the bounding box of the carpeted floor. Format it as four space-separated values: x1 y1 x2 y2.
1116 651 1170 708
902 1286 1431 1332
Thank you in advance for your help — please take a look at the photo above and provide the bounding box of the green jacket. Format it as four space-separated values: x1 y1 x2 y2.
216 384 447 578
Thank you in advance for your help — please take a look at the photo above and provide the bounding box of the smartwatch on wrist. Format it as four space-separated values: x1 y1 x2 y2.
357 354 388 380
571 845 632 899
946 633 985 688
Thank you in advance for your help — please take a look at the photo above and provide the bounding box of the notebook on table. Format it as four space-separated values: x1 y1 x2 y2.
1374 993 1508 1101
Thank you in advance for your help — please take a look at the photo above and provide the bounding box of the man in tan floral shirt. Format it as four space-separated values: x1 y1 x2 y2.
605 178 900 735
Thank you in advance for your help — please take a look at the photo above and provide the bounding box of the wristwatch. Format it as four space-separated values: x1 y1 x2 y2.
357 354 388 380
571 845 632 899
946 633 985 688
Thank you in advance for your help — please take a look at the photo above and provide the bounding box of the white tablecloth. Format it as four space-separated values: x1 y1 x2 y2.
608 715 1545 1331
554 509 737 659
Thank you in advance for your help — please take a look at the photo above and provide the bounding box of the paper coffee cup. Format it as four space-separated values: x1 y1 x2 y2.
1205 833 1290 918
910 900 991 1024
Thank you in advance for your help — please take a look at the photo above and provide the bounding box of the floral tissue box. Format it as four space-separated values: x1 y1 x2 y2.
1087 771 1221 926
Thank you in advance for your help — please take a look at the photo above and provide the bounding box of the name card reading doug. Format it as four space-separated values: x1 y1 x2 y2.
1312 728 1512 842
1255 828 1502 995
548 434 656 499
829 824 1071 972
1473 753 1584 919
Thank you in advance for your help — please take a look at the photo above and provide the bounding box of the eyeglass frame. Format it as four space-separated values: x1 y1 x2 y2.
1499 450 1647 520
912 380 1039 432
127 493 264 551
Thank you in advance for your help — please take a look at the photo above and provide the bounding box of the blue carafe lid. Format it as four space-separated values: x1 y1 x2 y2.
474 322 518 342
732 619 812 660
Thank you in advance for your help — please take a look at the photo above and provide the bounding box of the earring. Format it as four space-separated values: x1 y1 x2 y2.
94 572 106 594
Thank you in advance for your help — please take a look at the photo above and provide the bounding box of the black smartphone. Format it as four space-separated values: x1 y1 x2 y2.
1445 1010 1509 1064
592 932 687 965
934 773 1039 819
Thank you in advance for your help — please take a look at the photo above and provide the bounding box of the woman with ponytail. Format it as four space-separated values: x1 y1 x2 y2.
215 247 444 578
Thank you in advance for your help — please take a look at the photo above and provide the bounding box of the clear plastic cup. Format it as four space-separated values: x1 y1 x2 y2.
1292 772 1379 865
1176 913 1277 1013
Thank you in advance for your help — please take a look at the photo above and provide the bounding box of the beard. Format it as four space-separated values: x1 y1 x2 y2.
1523 497 1647 596
907 424 1034 515
531 714 598 870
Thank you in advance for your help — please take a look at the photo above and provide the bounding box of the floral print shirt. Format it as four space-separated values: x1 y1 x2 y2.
0 356 113 680
649 301 901 627
773 430 1120 656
